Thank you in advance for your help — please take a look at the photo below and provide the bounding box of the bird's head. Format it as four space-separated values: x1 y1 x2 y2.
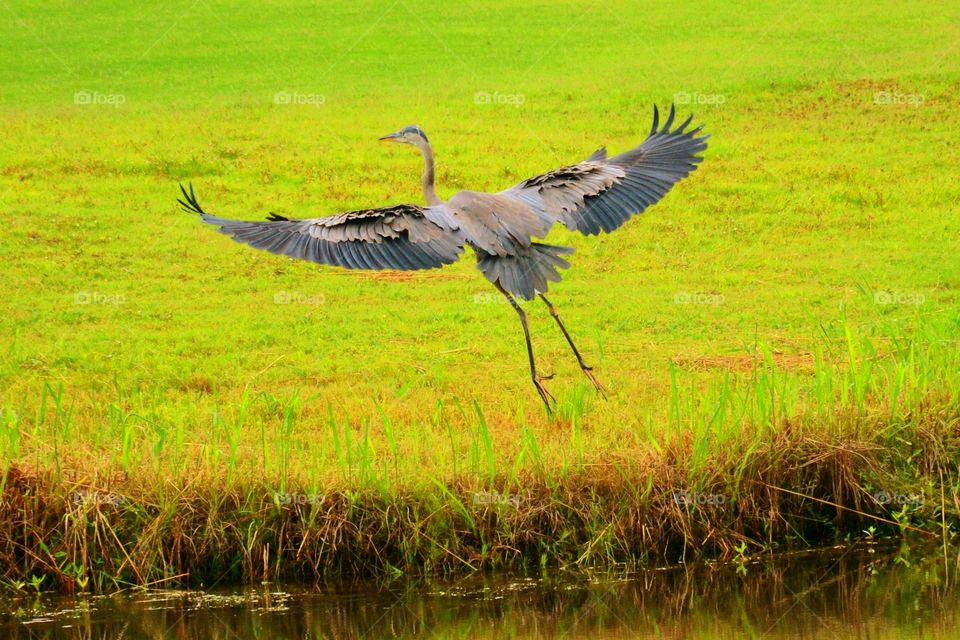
379 125 429 148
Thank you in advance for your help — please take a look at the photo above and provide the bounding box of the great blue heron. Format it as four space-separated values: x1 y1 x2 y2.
179 105 708 411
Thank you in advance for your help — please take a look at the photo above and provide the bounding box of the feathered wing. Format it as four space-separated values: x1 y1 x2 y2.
179 184 464 271
500 105 709 235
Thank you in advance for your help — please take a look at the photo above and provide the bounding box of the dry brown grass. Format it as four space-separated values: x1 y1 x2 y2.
2 397 957 592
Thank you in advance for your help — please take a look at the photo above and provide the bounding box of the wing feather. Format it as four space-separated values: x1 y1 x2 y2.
181 189 465 271
500 105 708 236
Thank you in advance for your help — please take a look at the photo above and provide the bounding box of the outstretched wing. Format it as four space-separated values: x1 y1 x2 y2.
179 184 464 271
501 105 708 235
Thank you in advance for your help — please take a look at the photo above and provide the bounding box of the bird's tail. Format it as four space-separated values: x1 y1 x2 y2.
477 243 574 301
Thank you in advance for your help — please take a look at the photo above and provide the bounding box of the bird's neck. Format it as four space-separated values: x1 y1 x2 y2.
418 142 442 206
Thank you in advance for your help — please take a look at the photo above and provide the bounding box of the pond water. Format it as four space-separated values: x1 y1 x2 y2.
1 542 956 639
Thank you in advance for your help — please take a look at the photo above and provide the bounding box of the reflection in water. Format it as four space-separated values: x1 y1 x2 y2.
1 543 956 639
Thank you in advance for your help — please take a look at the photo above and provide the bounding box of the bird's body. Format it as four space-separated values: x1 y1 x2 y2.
181 106 708 410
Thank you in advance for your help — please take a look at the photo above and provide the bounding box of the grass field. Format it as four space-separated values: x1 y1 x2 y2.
2 0 959 590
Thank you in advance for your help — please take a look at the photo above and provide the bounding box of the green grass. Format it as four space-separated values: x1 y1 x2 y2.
1 0 959 590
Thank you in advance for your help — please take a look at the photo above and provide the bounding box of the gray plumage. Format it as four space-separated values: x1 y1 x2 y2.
181 105 708 411
199 204 463 271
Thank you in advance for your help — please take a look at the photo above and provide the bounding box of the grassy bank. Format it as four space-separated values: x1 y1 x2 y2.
2 0 960 590
2 315 958 590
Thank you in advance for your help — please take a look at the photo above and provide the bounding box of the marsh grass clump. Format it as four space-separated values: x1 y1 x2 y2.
1 316 957 591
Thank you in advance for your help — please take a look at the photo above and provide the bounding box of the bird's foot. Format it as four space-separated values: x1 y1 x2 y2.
580 364 608 399
533 375 556 412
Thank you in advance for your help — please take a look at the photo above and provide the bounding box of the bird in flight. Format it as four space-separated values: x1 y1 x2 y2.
179 105 708 411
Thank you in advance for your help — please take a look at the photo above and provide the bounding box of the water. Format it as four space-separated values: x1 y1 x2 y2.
2 543 956 639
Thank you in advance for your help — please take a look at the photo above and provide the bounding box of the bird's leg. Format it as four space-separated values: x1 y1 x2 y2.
538 294 607 398
495 284 554 412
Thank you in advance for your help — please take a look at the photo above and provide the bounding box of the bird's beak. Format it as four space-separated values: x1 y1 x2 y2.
379 132 401 142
